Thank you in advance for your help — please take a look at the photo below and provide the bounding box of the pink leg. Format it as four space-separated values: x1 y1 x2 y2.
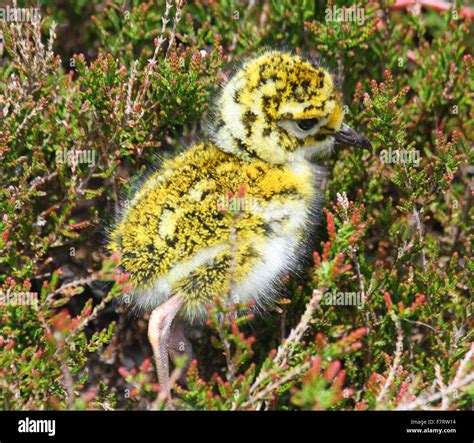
147 294 184 408
169 317 193 385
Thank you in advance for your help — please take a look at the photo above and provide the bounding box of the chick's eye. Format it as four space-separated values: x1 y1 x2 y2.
296 118 319 130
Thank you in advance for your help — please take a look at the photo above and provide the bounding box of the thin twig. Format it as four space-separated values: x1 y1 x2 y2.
396 343 474 410
240 360 312 409
376 314 403 406
270 289 323 371
217 316 236 382
166 0 185 59
396 373 474 410
412 205 427 272
61 360 75 410
246 289 323 403
434 364 449 409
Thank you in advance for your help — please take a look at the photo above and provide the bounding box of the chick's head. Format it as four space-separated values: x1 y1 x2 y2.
212 51 355 164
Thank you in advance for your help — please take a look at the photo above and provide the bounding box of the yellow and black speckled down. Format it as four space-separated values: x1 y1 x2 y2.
109 51 345 323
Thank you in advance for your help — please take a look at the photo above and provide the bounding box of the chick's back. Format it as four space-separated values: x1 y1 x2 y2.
110 142 317 321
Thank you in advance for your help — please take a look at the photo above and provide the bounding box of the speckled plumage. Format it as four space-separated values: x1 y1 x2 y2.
109 51 345 323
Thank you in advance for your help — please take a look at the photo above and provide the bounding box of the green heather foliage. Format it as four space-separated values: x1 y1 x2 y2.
0 0 472 410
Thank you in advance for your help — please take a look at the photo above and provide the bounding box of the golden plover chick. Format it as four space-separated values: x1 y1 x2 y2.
109 50 371 405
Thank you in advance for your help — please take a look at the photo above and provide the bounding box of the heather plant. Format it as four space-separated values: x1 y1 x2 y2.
0 0 472 411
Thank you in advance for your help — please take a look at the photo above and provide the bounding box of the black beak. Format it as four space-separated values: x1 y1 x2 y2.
334 124 372 149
